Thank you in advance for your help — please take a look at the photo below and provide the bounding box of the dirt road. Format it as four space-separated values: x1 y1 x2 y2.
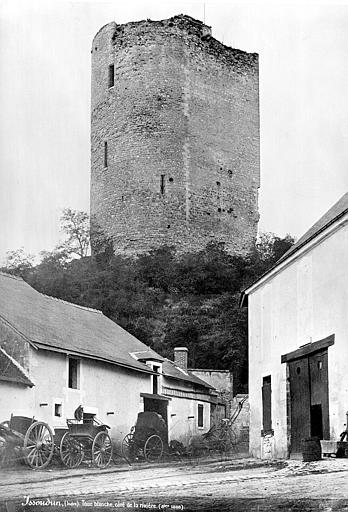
1 457 348 511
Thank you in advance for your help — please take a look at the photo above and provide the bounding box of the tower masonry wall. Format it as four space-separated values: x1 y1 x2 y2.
91 15 260 255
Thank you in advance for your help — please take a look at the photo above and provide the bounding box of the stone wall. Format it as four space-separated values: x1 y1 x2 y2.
91 15 260 255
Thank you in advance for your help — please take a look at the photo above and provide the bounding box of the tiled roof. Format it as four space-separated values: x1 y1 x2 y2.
0 273 158 374
0 347 34 387
162 359 215 390
277 192 348 265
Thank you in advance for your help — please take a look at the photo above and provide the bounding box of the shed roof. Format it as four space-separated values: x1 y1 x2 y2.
277 192 348 266
162 359 215 390
0 273 158 374
244 192 348 296
0 347 34 387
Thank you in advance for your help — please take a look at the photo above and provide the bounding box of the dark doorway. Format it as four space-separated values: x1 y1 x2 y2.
311 404 323 438
143 397 168 424
288 348 329 456
143 397 168 444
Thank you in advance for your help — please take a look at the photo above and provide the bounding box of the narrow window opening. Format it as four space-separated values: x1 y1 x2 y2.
104 141 108 168
198 404 204 427
153 365 160 394
160 175 165 194
68 358 80 389
54 404 62 417
108 64 114 88
262 375 272 434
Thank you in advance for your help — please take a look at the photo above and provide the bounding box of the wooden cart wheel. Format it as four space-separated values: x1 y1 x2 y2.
60 432 84 468
121 433 136 463
92 431 113 468
144 434 163 462
23 421 54 469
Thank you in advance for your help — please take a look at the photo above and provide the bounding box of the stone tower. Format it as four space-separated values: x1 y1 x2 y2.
91 15 260 255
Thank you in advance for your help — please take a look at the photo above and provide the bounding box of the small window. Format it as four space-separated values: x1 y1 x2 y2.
104 141 108 168
160 175 165 194
108 64 114 88
54 404 62 417
68 358 80 389
262 375 272 434
198 404 204 427
152 365 160 394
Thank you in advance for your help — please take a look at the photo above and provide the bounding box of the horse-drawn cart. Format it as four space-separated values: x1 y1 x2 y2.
60 417 113 469
0 415 54 469
121 411 167 463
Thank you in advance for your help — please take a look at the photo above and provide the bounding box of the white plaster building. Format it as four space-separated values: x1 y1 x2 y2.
0 273 216 446
243 192 348 459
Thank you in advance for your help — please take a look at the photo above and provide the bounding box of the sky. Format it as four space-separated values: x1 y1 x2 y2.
1 0 348 261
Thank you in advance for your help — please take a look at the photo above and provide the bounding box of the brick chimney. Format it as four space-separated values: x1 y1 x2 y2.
174 347 188 371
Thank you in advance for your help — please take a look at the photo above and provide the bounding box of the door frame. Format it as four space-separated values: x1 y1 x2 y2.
281 334 334 457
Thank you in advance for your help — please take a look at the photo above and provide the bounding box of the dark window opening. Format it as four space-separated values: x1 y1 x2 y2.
54 404 62 417
198 404 204 427
167 225 170 229
169 177 174 183
218 207 221 212
68 358 79 389
153 365 160 394
262 375 272 434
160 175 165 194
104 141 108 168
216 181 221 186
108 64 114 88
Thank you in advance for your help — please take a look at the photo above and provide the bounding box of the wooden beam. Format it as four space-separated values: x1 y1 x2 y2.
281 334 335 363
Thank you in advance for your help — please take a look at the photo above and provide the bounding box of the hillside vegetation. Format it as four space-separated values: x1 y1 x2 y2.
3 231 294 393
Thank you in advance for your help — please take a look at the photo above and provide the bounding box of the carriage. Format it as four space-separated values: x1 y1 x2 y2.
121 411 167 463
0 415 55 469
59 417 113 469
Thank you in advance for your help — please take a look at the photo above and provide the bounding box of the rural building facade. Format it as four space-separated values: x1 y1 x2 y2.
90 14 260 256
0 273 216 446
244 192 348 459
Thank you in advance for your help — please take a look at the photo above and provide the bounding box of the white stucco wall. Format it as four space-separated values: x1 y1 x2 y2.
163 378 211 444
0 382 34 421
248 220 348 459
167 396 210 445
2 349 151 445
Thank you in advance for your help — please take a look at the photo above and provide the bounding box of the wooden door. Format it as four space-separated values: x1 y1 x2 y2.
288 349 329 455
289 358 311 454
309 350 329 439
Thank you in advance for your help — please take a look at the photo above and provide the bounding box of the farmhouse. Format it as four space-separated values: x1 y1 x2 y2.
0 273 216 445
244 192 348 459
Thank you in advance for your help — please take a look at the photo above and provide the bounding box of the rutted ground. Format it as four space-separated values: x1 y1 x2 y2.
1 458 348 511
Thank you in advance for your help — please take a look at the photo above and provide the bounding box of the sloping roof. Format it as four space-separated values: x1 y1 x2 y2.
244 192 348 297
277 192 348 266
0 273 159 374
162 359 215 390
0 347 34 387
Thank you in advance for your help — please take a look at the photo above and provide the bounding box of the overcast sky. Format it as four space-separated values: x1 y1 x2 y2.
1 0 348 260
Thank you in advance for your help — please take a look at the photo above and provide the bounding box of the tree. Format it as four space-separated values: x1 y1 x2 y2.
2 248 35 278
57 208 90 259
